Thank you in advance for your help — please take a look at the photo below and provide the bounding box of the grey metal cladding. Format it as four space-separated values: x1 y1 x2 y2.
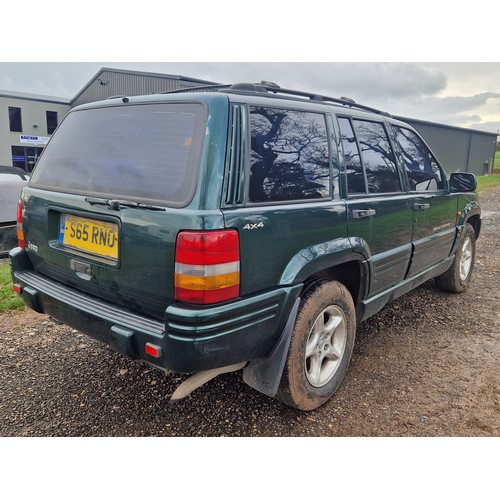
400 117 497 175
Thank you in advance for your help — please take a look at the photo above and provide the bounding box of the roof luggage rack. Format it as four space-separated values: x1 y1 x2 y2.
162 84 233 94
163 81 392 117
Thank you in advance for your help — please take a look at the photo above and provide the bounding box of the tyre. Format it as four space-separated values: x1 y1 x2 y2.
276 280 356 411
435 223 476 293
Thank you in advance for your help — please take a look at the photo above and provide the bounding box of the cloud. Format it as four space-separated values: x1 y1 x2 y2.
394 92 500 130
188 62 498 132
465 120 500 134
0 62 101 97
436 92 500 113
185 62 448 105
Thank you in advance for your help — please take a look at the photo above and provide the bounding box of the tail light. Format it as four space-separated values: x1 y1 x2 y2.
16 199 25 250
175 230 240 305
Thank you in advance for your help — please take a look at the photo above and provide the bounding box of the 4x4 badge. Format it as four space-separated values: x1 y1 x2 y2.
243 222 264 230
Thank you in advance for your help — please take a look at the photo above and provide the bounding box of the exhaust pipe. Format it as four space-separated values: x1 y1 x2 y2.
170 362 246 403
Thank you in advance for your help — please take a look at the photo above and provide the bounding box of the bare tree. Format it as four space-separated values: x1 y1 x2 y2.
249 107 330 202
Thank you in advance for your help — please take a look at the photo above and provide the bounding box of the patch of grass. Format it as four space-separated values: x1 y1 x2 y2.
0 262 24 313
476 174 500 192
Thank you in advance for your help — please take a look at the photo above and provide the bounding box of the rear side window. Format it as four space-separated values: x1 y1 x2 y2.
393 126 445 191
249 106 332 203
339 117 401 195
338 117 364 195
29 103 206 207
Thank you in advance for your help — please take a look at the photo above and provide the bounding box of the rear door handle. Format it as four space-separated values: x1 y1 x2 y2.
414 203 431 211
352 209 377 219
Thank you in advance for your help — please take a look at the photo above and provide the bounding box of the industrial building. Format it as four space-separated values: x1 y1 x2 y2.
0 67 497 175
396 115 497 176
0 89 70 171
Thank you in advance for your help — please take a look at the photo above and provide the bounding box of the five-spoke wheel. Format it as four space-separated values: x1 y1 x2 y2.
277 280 356 411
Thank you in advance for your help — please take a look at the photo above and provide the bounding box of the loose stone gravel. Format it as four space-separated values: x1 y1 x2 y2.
1 187 499 437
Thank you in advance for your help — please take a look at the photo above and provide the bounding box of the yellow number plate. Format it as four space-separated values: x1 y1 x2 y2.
59 214 119 260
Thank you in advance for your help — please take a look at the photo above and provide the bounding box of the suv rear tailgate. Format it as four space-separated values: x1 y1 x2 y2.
21 187 207 319
20 99 216 320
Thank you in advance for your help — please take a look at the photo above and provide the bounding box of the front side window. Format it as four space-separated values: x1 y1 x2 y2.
352 120 401 194
249 106 331 203
393 126 445 191
9 106 22 132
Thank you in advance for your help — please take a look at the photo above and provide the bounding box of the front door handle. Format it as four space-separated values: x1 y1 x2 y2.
414 203 431 211
352 209 377 219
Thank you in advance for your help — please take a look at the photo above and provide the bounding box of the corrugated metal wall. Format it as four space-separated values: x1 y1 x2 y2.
71 69 212 107
400 117 497 176
468 133 497 174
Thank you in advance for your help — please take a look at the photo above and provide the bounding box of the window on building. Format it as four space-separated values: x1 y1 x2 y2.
393 126 445 191
9 106 22 132
11 146 43 172
249 106 332 203
11 146 26 170
46 111 58 134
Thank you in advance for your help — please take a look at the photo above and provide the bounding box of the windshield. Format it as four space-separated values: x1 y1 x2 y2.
30 102 207 207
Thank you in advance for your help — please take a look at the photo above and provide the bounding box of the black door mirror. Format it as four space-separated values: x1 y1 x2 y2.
450 172 477 193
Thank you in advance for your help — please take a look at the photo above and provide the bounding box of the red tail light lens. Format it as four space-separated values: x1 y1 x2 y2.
16 200 25 250
175 230 240 305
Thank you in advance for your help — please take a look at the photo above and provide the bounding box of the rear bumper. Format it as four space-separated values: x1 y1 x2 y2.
10 247 301 373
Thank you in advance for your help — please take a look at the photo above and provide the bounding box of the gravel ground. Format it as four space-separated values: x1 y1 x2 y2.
1 187 499 437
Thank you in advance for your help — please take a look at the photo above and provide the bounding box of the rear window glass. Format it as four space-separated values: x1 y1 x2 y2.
29 103 206 207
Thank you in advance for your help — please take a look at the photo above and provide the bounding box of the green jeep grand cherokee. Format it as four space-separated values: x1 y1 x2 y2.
10 82 481 410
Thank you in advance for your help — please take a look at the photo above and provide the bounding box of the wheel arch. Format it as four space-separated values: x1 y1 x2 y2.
466 214 481 239
301 260 366 307
279 238 369 308
457 195 481 240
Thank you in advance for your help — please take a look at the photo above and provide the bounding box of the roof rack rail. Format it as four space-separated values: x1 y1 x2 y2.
162 81 392 117
161 84 232 94
234 82 391 117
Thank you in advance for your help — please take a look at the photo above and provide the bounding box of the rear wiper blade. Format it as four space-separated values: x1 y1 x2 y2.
85 197 166 211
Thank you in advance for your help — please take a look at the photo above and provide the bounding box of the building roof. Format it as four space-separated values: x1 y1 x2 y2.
0 89 70 105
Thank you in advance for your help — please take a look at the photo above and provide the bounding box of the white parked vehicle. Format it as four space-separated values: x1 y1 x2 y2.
0 166 28 256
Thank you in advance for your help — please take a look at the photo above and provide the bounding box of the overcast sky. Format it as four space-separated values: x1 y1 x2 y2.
2 1 499 136
1 62 499 134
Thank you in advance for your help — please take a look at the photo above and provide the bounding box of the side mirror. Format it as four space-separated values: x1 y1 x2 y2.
450 172 477 193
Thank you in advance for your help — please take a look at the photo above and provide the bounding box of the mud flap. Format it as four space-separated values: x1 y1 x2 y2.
242 297 300 397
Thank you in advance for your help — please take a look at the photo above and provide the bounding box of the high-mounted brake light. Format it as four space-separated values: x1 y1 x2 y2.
16 199 25 250
175 230 240 305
